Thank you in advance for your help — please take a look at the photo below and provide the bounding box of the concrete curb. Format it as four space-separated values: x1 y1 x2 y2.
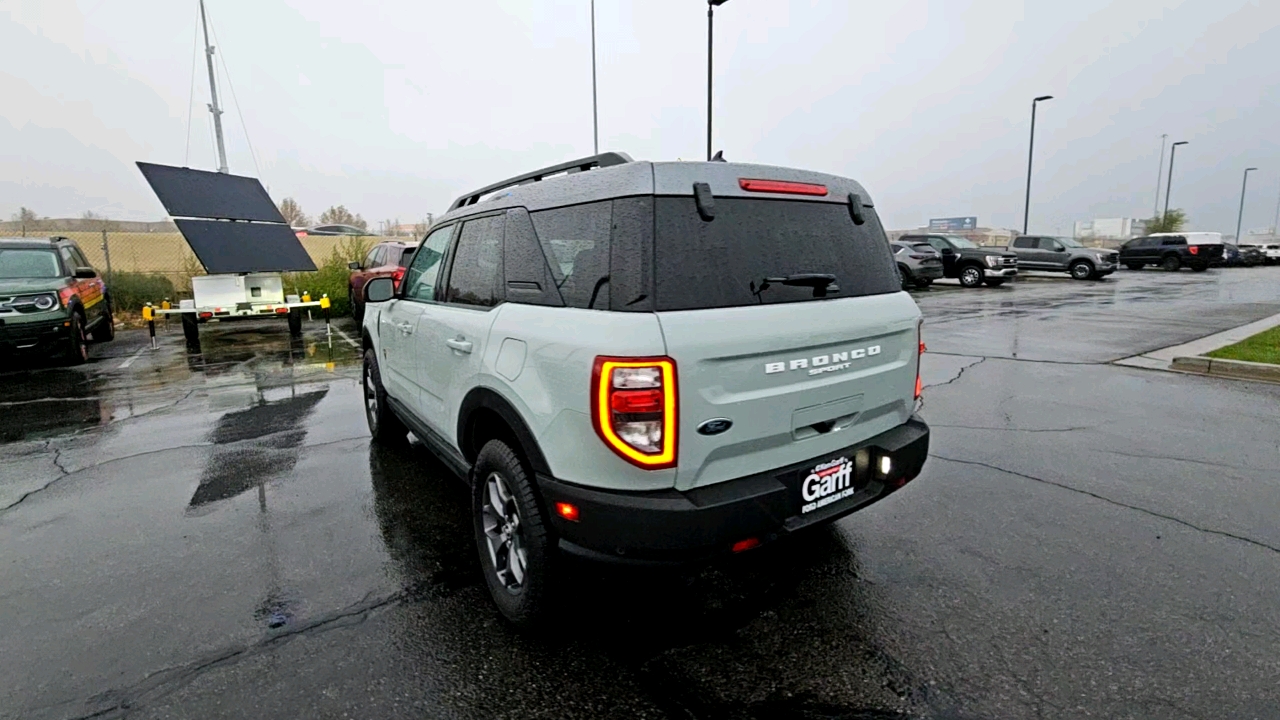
1171 356 1280 384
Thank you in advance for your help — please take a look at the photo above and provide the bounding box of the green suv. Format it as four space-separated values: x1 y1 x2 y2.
0 237 114 364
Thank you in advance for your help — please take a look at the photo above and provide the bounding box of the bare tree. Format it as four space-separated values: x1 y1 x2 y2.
82 210 117 232
278 197 310 227
12 207 40 236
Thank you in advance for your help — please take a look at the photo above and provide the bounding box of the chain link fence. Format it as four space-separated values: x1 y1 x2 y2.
1 219 385 317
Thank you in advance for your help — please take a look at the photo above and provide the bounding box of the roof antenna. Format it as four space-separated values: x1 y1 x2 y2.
711 150 726 162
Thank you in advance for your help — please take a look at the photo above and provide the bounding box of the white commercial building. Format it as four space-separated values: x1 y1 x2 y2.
1073 218 1146 240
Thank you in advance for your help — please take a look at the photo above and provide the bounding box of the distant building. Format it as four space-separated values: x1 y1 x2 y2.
1073 218 1146 241
889 226 1017 247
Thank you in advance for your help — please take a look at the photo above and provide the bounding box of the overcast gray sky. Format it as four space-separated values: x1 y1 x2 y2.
2 0 1279 235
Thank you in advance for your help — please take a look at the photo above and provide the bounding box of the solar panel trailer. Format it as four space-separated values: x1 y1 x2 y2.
136 162 329 343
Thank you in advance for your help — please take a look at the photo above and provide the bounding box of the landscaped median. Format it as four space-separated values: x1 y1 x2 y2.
1172 325 1280 383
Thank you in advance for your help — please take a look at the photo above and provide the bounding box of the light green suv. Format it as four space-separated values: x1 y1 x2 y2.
0 237 114 364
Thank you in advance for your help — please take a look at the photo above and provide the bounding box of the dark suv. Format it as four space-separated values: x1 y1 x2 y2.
0 237 113 364
899 234 1018 288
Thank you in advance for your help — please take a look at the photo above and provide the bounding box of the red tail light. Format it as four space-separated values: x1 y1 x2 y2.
392 266 407 290
1188 245 1199 255
275 307 289 314
592 357 678 469
738 179 829 196
915 321 925 400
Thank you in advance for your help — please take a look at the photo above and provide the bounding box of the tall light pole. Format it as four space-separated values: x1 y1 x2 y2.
707 0 730 161
590 0 599 155
198 0 228 174
1163 141 1189 220
1021 95 1053 235
1234 167 1257 244
1153 134 1168 218
1273 176 1280 237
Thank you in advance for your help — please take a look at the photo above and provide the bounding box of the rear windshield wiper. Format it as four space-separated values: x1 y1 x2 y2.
750 273 840 301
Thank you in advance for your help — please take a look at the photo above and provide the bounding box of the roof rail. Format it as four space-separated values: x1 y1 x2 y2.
448 152 634 211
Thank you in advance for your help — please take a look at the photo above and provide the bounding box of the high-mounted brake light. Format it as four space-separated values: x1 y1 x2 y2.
592 357 678 469
738 179 829 196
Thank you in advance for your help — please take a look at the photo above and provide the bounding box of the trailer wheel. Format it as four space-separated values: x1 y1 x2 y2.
287 309 303 338
181 313 200 344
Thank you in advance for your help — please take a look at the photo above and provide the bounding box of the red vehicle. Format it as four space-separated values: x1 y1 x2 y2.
347 240 418 322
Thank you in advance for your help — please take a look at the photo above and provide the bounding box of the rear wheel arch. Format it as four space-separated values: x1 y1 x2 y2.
458 388 552 479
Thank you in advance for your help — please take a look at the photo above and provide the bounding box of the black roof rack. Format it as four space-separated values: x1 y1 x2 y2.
448 152 634 211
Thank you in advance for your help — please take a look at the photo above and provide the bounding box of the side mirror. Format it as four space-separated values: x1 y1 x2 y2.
940 247 956 256
348 261 362 271
1054 246 1067 252
364 277 395 304
74 267 98 279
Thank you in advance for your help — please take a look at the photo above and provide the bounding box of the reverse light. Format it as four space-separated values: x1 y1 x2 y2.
592 357 678 470
555 502 580 522
738 179 829 196
879 455 893 476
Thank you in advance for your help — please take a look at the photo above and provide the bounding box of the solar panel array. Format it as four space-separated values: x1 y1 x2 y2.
137 162 317 274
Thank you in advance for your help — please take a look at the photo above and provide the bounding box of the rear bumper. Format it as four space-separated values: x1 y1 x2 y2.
538 416 930 564
0 317 71 354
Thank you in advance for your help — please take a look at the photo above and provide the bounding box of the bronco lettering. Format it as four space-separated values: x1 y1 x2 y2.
765 345 882 375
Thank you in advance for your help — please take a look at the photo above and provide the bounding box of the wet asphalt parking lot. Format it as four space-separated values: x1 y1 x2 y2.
3 267 1280 720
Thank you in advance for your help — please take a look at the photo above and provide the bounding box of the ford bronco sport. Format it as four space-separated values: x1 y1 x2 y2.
0 236 113 364
358 153 930 625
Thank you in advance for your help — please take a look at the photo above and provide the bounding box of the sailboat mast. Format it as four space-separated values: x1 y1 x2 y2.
199 0 229 174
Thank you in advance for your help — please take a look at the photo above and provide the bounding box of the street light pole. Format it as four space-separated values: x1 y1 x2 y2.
199 0 228 174
1163 141 1189 220
707 0 729 161
1234 167 1257 244
1022 95 1053 235
591 0 599 155
1153 134 1168 218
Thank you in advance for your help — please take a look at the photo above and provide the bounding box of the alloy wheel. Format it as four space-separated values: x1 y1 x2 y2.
481 471 527 590
363 363 378 431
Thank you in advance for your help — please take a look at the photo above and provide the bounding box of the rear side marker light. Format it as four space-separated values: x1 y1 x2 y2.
198 312 213 319
592 357 678 470
275 307 289 314
738 179 829 196
1189 246 1199 255
732 538 761 553
555 502 580 522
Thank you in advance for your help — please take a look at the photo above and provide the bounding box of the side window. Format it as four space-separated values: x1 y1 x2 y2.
363 246 381 268
1041 239 1061 251
925 237 949 253
446 214 505 307
530 201 613 310
58 247 77 275
402 225 454 301
1012 237 1034 249
1161 238 1186 246
69 246 92 268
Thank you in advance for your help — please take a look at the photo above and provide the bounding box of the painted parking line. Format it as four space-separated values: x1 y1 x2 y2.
118 347 148 370
331 326 360 349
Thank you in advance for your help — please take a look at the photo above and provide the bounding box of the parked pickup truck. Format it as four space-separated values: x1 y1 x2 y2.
898 233 1018 288
1006 235 1118 280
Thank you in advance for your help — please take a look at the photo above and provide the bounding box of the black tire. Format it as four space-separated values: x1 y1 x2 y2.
363 348 407 444
914 277 933 289
64 312 89 365
287 308 303 337
182 313 200 344
984 279 1005 287
958 264 985 288
91 303 115 343
472 439 554 628
1161 254 1181 272
350 287 364 324
897 265 913 291
1125 263 1144 271
1069 260 1095 280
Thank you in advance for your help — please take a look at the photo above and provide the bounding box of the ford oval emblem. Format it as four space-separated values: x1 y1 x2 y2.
697 418 733 436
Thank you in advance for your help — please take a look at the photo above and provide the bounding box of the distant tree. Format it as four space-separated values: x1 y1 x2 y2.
318 205 367 231
81 210 117 232
278 197 310 227
14 207 39 223
1146 209 1187 234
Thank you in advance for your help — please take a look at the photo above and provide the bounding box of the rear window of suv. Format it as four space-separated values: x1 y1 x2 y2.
652 197 899 311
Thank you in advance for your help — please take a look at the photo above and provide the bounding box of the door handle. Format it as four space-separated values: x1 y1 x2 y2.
446 337 473 354
397 322 414 336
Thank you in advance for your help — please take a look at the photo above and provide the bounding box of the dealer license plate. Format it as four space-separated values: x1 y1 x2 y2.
794 453 863 515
